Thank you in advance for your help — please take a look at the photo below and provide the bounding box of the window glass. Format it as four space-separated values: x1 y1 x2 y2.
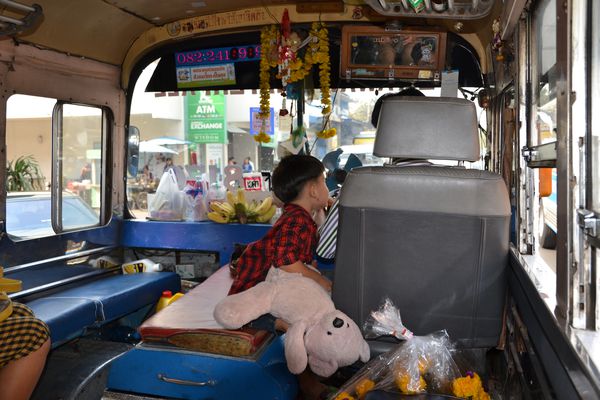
535 0 557 144
532 0 558 263
60 103 103 230
5 95 103 239
6 95 52 239
127 60 484 218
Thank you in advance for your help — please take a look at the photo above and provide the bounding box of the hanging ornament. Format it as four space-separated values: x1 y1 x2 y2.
280 94 289 116
491 18 504 61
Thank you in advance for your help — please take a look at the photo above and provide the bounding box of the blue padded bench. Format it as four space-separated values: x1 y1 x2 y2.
26 272 181 347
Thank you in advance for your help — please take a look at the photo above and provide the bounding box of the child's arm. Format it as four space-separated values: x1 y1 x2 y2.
279 260 332 292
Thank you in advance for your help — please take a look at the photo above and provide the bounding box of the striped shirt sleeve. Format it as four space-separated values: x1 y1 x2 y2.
316 199 339 260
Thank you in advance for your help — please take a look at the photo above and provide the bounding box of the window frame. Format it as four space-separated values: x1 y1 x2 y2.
51 100 112 233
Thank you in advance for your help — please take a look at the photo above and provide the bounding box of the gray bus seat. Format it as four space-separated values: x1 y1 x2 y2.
332 97 510 349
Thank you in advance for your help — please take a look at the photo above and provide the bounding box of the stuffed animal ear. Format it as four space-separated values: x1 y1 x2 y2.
284 321 308 374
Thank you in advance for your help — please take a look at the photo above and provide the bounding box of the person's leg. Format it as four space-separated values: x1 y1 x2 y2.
0 304 51 400
0 338 50 400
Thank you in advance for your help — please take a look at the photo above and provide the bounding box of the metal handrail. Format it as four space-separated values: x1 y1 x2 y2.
4 245 118 273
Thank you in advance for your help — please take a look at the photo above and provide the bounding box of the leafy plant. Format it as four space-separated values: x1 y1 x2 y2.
6 155 45 191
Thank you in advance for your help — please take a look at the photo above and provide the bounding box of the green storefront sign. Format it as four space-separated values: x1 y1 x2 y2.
185 92 227 144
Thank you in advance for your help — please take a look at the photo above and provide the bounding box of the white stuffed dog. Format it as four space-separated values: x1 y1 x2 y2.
214 268 370 377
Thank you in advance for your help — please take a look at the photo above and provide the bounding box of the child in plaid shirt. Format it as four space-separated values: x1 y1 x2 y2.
229 154 332 297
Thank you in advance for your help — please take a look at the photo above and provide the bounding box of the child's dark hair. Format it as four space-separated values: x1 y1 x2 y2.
272 155 324 203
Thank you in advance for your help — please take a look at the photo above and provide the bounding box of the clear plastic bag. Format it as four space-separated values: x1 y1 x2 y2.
363 298 413 341
331 331 461 399
148 169 184 220
332 298 462 400
183 179 208 221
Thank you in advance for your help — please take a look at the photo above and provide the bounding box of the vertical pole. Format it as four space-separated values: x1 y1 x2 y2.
555 0 574 327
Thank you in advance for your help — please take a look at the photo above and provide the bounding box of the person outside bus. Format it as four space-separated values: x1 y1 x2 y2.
242 157 254 173
79 163 92 181
317 87 427 261
149 153 166 182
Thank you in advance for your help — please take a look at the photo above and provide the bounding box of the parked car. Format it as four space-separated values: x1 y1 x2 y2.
6 192 99 239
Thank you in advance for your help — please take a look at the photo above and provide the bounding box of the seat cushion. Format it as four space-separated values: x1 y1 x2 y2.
27 272 181 347
26 297 97 345
140 266 271 357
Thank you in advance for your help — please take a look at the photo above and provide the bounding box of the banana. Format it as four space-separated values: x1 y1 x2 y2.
209 201 232 216
254 196 273 215
256 205 276 223
237 188 247 206
207 211 229 223
247 200 258 213
226 191 237 207
210 202 223 212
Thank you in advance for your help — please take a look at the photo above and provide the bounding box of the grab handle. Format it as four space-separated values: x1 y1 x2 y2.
157 373 217 387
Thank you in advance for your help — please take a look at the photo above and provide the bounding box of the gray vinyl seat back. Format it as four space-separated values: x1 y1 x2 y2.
332 97 510 349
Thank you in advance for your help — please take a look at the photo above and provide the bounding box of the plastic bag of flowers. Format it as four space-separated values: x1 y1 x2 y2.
331 299 468 400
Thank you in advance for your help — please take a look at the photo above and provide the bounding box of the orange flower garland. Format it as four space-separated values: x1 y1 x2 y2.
452 372 490 400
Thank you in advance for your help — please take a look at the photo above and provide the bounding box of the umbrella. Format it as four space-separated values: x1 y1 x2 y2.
146 136 190 146
139 141 179 154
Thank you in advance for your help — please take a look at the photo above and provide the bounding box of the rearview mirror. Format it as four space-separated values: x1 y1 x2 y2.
127 126 140 177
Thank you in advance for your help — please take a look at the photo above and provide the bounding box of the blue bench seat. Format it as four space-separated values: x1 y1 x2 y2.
27 272 180 347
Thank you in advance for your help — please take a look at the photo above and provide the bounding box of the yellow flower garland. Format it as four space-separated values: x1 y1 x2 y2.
312 22 332 115
317 127 336 139
452 373 490 400
259 26 279 133
258 23 332 142
254 131 271 144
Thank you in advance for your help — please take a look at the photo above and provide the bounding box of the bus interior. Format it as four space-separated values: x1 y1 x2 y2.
0 0 599 399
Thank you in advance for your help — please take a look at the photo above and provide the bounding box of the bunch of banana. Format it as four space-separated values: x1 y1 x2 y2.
207 189 276 224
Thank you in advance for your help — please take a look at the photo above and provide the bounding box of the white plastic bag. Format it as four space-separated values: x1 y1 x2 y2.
148 169 184 220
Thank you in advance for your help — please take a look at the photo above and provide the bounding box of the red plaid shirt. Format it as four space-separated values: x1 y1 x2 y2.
228 204 317 294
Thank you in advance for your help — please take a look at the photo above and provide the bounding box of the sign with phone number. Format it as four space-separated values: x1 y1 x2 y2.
175 45 261 66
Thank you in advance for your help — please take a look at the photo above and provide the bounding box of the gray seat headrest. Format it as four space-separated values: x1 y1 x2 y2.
373 97 479 162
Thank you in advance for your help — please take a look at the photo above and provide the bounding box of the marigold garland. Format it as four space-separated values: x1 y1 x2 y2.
258 25 279 133
257 22 332 142
310 22 332 115
317 127 336 139
254 131 271 144
452 372 490 400
355 378 375 399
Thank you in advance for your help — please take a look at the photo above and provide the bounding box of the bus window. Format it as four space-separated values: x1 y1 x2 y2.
127 67 394 218
534 0 557 145
532 0 558 257
5 95 106 239
54 103 106 231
